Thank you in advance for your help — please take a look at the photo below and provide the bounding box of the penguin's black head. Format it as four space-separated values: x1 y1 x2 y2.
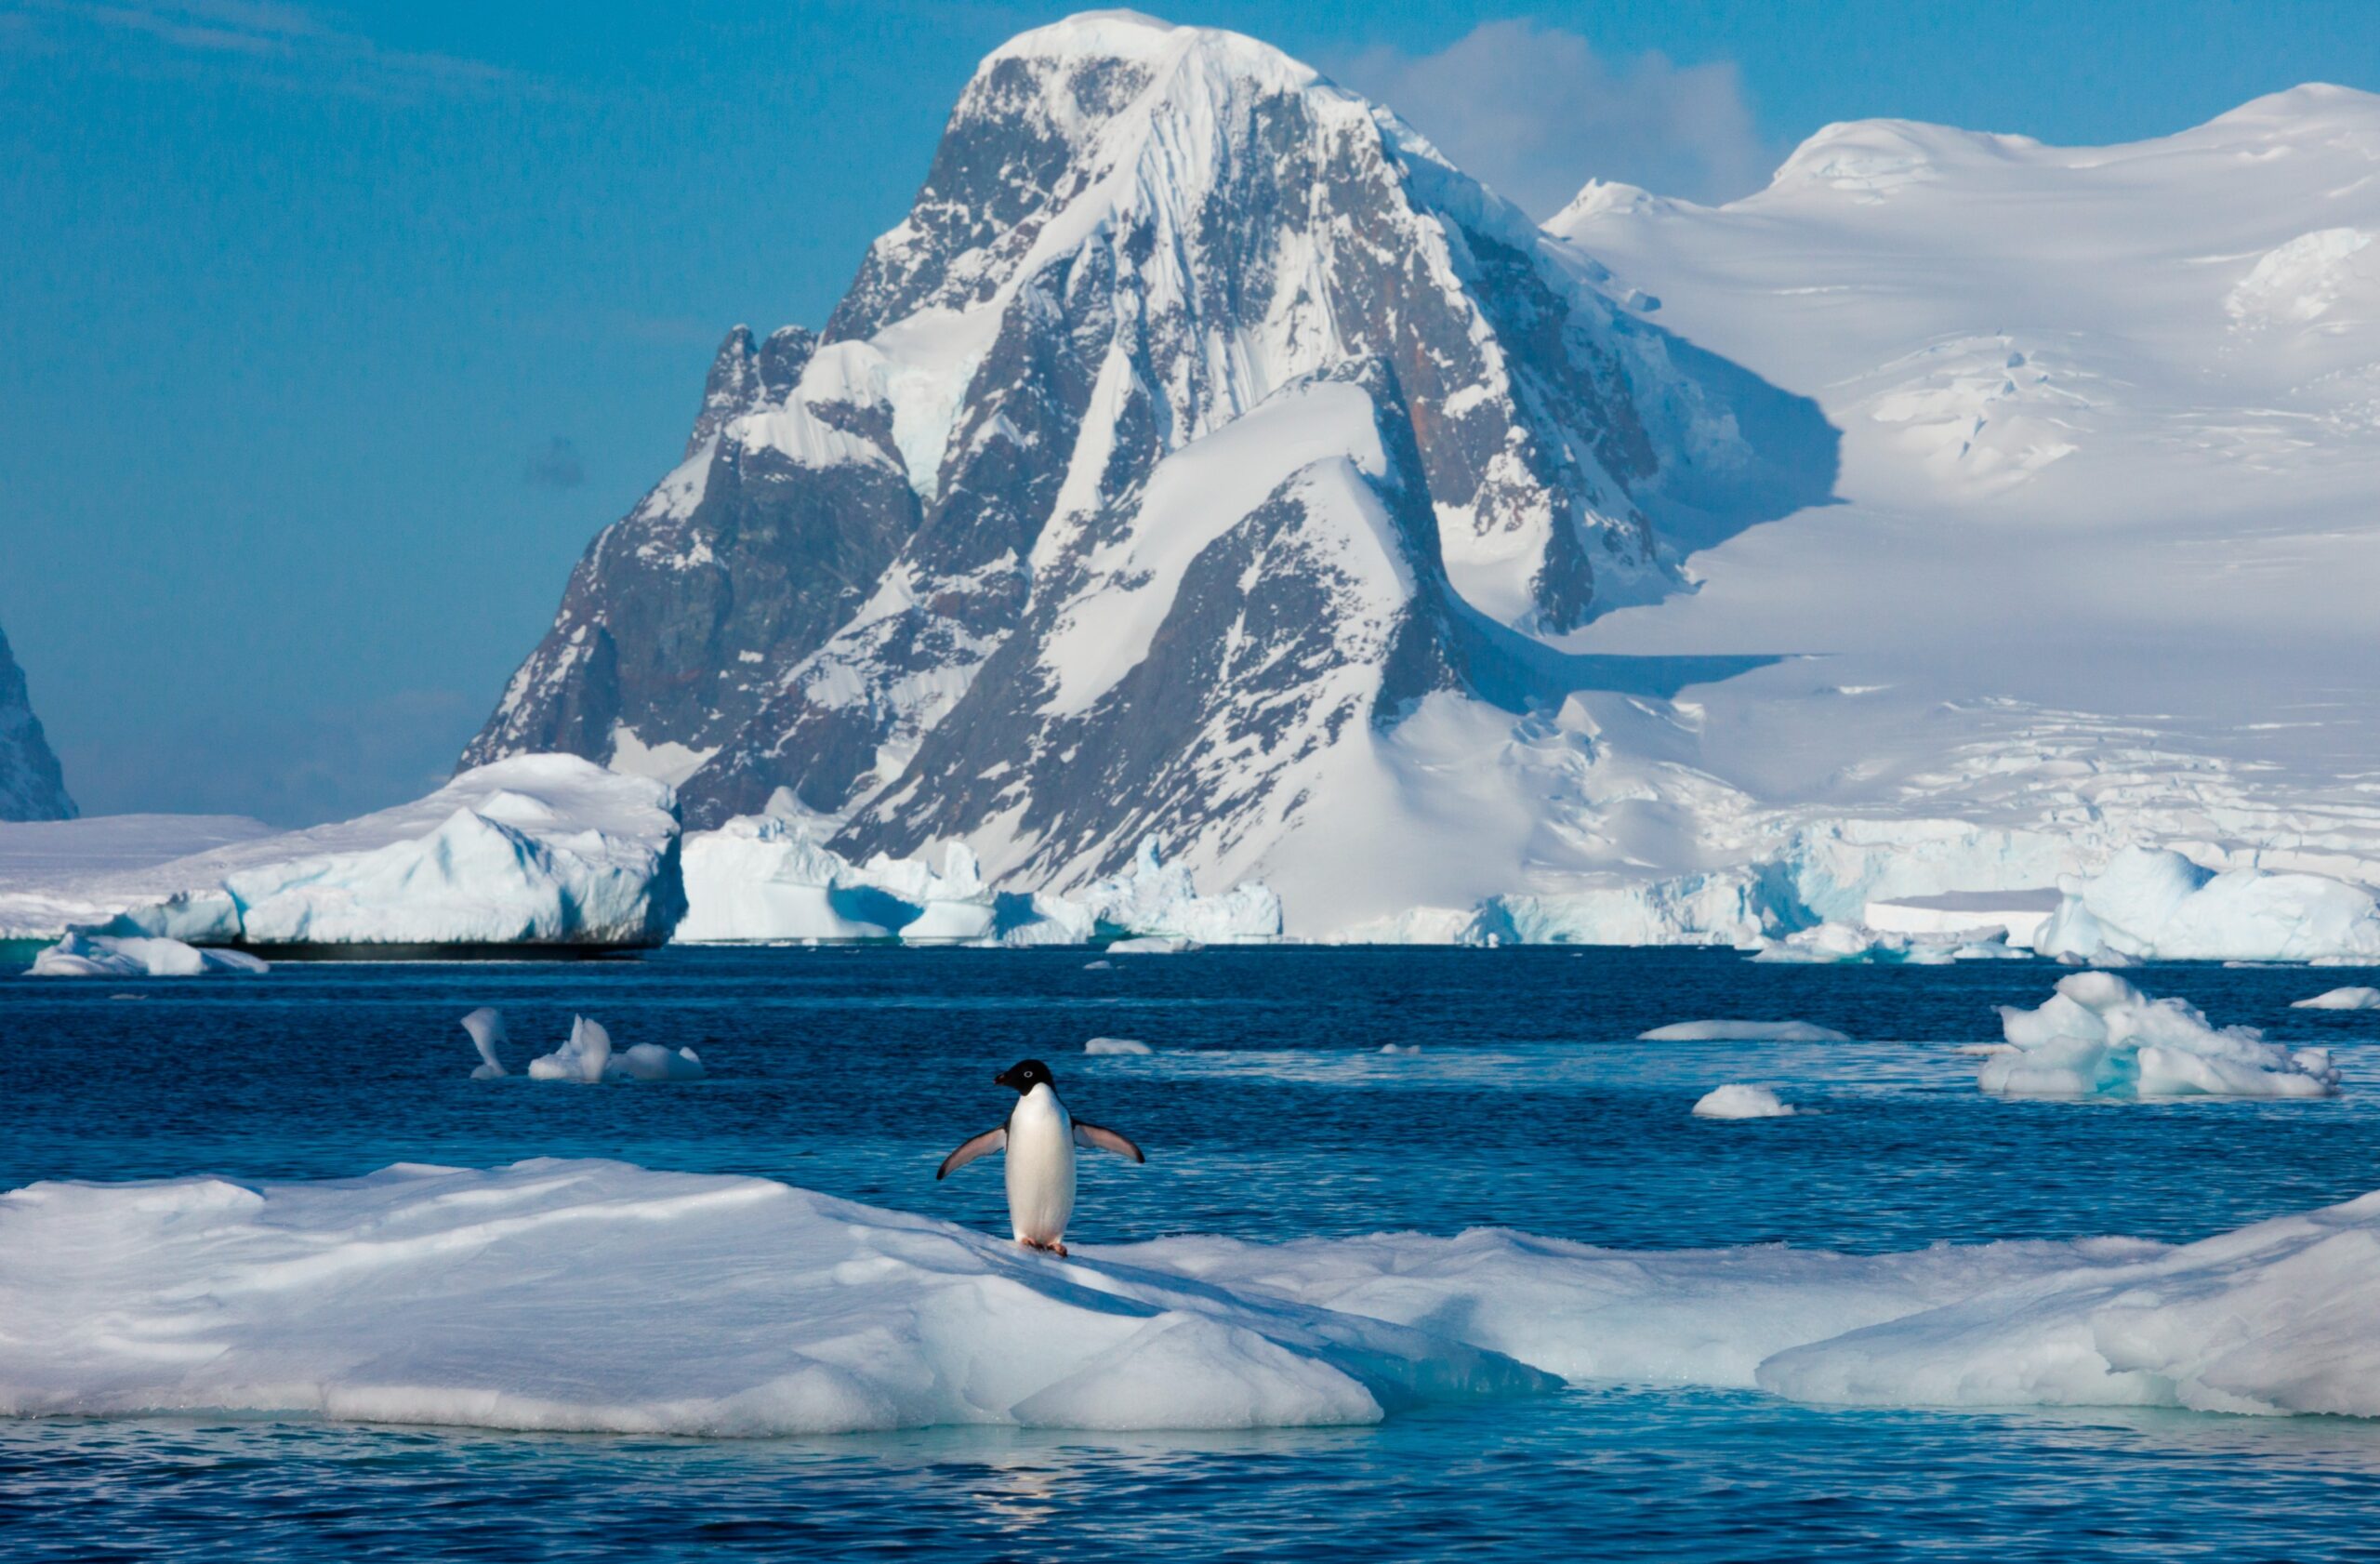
996 1059 1053 1093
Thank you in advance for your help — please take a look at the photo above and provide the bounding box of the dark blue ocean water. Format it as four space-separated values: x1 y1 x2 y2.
7 947 2380 1560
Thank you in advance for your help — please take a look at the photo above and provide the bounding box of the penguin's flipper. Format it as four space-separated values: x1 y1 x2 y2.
1071 1120 1146 1163
936 1127 1007 1180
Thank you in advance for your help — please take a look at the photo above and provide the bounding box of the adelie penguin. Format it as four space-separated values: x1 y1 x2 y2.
937 1059 1145 1256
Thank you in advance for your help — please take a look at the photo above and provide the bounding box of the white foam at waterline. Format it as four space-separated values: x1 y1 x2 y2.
1692 1084 1796 1119
1641 1020 1851 1043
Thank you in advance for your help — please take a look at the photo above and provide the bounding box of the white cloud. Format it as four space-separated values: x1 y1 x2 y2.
14 0 518 99
1335 20 1774 216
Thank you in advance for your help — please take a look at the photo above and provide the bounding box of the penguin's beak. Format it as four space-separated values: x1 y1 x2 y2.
993 1067 1015 1089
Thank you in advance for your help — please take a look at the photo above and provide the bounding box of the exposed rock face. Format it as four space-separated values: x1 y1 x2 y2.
466 12 1829 906
0 622 74 822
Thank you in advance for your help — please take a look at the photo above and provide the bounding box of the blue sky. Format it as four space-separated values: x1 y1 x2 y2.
6 0 2375 822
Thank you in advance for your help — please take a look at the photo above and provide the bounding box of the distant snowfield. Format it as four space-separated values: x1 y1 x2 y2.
1522 86 2380 948
19 1158 2380 1433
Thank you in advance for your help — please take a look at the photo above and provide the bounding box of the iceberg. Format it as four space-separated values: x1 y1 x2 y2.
675 815 897 942
1066 840 1281 944
27 932 267 978
55 757 684 951
1984 972 2339 1098
854 844 997 943
1641 1020 1851 1043
1690 1084 1796 1119
2034 847 2380 963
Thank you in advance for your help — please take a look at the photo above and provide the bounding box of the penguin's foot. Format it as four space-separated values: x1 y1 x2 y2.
1017 1237 1068 1258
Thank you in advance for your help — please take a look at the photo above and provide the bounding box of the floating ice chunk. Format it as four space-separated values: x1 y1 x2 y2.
27 933 266 978
2034 847 2380 963
1379 1043 1421 1055
1083 959 1115 971
2294 987 2380 1010
1085 1037 1153 1055
460 1008 509 1079
521 1016 704 1083
1641 1020 1851 1043
0 1160 1550 1435
614 1042 707 1082
1752 921 2019 964
1107 935 1200 954
527 1015 614 1083
1985 973 2339 1098
1691 1084 1796 1119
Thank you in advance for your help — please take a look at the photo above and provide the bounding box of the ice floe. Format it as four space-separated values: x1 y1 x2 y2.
2294 987 2380 1011
1984 973 2339 1098
1752 921 2030 964
24 1160 2380 1428
1084 1037 1154 1055
1691 1084 1796 1119
1641 1021 1851 1043
0 1160 1547 1434
26 933 267 978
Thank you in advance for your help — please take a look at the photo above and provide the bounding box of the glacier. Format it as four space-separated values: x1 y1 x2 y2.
21 1159 2380 1433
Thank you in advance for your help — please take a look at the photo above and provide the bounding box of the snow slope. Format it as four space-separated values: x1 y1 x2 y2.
3 756 682 948
1542 86 2380 948
22 1158 2380 1431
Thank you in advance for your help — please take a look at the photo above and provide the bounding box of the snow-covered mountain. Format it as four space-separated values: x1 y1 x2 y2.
469 15 2380 943
0 622 73 823
463 11 1824 932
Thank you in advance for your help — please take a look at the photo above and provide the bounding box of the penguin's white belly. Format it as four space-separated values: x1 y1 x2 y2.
1004 1089 1076 1245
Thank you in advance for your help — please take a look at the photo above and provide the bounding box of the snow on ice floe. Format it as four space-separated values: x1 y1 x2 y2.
0 1160 1549 1435
1691 1084 1796 1119
1983 972 2338 1099
24 1160 2380 1429
27 932 266 978
1085 1037 1154 1055
513 1014 706 1084
2034 847 2380 964
25 757 683 950
2294 987 2380 1010
1641 1021 1851 1043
